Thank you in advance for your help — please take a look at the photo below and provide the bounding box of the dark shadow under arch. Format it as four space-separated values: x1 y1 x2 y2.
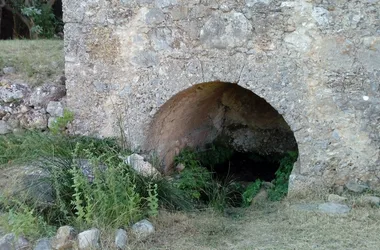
146 81 298 181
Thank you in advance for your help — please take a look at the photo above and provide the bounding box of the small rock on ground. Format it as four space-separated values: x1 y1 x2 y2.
327 194 347 203
78 228 100 249
345 181 369 193
46 101 64 117
361 196 380 206
251 188 268 205
34 238 51 250
0 233 30 250
0 233 14 250
0 120 11 135
131 219 155 240
125 154 160 178
115 229 128 250
51 226 76 250
318 202 350 214
291 204 319 212
2 67 16 74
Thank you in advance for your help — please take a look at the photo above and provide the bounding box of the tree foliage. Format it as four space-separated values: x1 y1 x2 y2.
1 0 59 39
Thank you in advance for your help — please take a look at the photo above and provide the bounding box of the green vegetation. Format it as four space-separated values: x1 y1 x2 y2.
174 146 298 210
0 130 298 240
0 40 64 86
50 109 74 135
268 151 298 201
0 131 188 239
2 0 61 39
242 180 262 207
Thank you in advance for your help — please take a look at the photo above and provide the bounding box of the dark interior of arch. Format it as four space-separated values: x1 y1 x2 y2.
147 81 298 183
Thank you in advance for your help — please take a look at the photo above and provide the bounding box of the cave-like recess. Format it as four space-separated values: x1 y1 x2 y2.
147 81 298 181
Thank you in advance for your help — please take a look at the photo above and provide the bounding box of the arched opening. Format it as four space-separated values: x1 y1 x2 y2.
147 81 298 185
0 7 14 40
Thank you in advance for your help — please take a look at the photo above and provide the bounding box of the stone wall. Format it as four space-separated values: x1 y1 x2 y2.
0 69 66 134
62 0 380 194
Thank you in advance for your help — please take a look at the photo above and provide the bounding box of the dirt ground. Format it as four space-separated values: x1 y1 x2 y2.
128 200 380 250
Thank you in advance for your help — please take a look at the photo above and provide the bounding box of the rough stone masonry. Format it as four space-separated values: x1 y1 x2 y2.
62 0 380 194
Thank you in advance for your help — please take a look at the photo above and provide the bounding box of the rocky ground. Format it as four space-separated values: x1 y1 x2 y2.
0 67 66 135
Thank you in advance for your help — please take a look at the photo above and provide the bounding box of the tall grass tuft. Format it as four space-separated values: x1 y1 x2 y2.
0 131 192 238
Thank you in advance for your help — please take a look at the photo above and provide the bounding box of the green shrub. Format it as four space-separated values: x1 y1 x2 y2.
50 110 74 135
173 147 244 211
145 182 159 217
0 198 55 240
174 148 213 202
197 144 234 168
0 130 195 237
69 156 142 228
242 180 262 207
268 151 298 201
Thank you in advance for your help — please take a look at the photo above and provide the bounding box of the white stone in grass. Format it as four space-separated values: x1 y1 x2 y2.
0 120 11 135
361 196 380 206
46 101 64 117
327 194 347 203
2 67 16 75
345 181 369 193
0 233 15 250
51 225 76 250
131 219 155 240
125 154 161 178
318 202 350 214
78 228 100 249
115 229 128 249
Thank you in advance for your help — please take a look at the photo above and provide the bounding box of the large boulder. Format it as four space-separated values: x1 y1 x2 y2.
0 165 54 206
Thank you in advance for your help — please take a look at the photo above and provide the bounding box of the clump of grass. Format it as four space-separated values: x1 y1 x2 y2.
0 130 198 239
0 40 64 86
173 147 243 211
0 198 56 241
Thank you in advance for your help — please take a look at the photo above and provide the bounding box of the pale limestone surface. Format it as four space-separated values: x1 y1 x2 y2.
62 0 380 194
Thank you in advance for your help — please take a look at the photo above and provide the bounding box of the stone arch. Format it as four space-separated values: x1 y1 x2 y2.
146 81 299 178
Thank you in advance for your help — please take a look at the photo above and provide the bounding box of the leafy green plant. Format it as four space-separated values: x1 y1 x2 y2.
0 131 157 234
145 182 159 217
67 143 143 229
173 147 244 211
242 180 262 207
7 0 59 39
174 148 211 201
268 151 298 201
198 144 234 168
0 197 55 240
50 110 74 135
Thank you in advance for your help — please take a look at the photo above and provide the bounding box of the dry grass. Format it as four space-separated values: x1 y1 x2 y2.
0 39 64 86
125 200 380 250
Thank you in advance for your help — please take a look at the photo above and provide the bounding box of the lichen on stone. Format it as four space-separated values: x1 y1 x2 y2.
86 27 121 64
